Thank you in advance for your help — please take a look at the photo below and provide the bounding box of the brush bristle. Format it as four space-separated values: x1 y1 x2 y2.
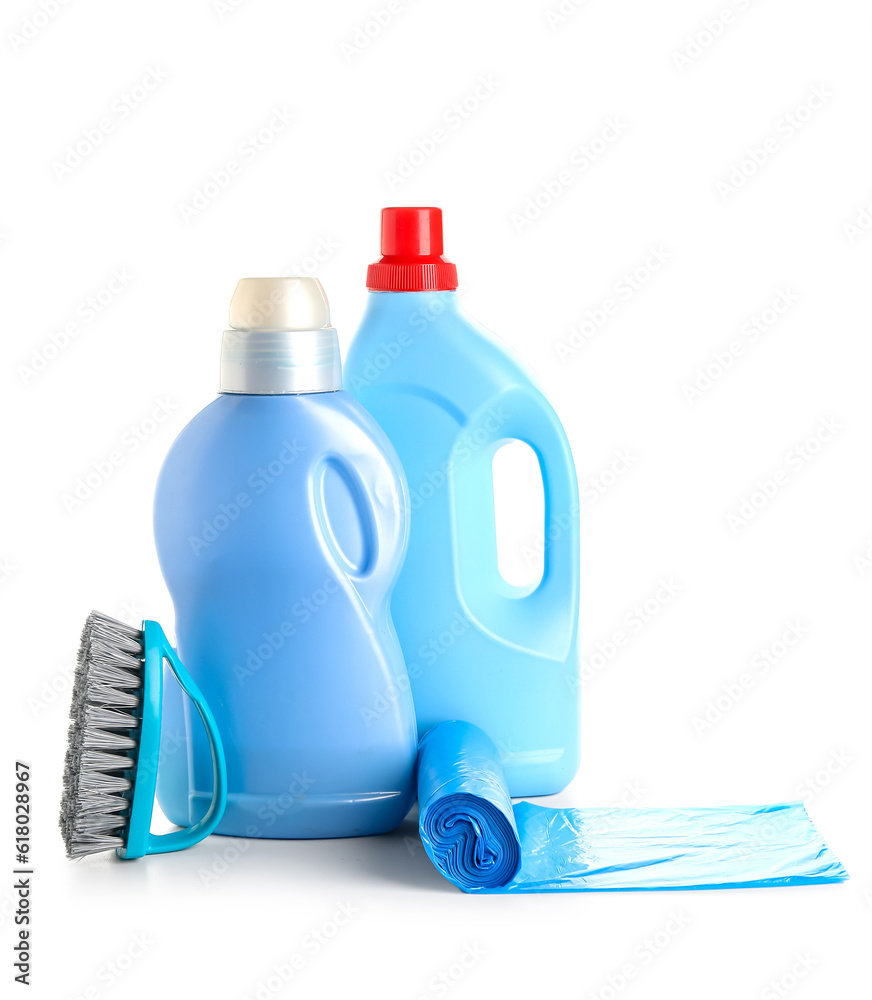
60 611 145 859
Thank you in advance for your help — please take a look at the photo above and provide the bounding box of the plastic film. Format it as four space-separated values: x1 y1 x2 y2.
417 722 848 894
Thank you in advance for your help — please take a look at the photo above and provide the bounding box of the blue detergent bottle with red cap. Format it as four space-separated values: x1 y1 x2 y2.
345 208 580 796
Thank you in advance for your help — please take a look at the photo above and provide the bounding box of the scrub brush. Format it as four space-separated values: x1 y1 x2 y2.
60 611 227 860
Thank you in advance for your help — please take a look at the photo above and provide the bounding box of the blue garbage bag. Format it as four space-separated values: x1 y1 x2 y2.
417 721 848 894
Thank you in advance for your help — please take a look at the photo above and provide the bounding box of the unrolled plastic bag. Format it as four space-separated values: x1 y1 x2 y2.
417 721 848 894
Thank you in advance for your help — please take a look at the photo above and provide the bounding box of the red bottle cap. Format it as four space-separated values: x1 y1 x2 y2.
366 207 458 291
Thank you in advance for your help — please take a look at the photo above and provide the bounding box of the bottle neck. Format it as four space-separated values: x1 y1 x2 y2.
363 289 459 322
219 327 342 394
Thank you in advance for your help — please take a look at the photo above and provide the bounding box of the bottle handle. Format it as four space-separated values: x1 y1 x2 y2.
517 393 579 614
313 450 408 612
119 621 227 859
450 386 578 658
476 386 579 610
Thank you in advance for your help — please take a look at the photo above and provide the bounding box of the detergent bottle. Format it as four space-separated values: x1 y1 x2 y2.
345 208 580 796
153 277 417 838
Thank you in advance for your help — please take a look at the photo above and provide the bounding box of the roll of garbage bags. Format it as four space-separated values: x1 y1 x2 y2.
417 719 522 889
417 721 848 894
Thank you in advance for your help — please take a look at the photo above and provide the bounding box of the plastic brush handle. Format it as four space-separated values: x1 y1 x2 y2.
119 621 227 859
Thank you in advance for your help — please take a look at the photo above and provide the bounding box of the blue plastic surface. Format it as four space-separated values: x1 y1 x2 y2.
418 722 848 893
346 291 580 796
153 391 418 839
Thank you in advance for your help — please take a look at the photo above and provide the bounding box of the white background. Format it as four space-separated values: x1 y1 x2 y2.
3 0 870 997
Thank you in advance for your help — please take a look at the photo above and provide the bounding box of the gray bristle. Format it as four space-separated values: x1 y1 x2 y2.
60 611 145 859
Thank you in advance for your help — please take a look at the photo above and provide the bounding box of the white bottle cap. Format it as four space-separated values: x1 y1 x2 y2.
219 277 342 394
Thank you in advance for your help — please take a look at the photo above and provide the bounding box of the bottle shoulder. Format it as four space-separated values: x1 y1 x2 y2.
158 391 404 481
174 390 384 436
349 295 544 399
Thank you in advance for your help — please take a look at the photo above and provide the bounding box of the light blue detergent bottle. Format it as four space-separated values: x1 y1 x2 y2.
345 208 580 796
153 277 417 837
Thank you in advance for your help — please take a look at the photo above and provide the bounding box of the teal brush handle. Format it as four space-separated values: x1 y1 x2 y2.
119 621 227 859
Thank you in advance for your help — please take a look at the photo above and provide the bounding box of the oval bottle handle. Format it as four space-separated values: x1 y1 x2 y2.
313 449 409 613
119 621 227 860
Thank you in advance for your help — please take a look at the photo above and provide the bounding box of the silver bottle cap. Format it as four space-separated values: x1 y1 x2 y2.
219 277 342 394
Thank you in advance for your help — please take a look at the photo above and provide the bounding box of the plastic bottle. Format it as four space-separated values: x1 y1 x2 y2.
153 277 417 838
345 207 580 796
